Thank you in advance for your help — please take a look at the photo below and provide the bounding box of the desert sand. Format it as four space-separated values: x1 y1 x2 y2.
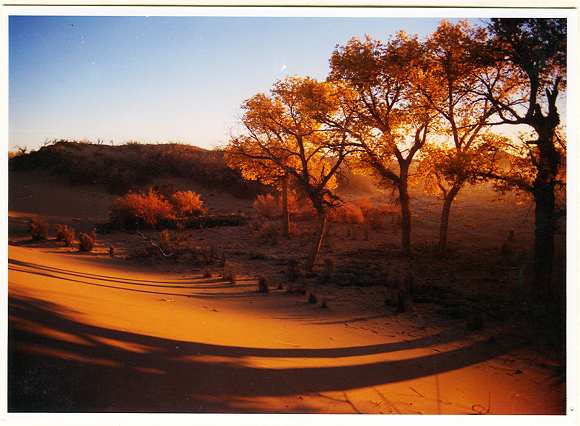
6 165 566 414
8 242 564 414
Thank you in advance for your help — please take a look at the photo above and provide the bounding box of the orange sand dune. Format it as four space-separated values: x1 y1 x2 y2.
8 245 564 414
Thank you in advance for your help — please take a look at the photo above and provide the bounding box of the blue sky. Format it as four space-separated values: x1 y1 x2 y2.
9 16 468 151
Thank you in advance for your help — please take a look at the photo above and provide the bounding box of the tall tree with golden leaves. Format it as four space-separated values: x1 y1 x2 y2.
414 20 499 252
328 32 431 255
225 76 354 271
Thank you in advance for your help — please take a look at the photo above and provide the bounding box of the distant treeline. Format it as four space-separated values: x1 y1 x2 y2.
9 140 264 198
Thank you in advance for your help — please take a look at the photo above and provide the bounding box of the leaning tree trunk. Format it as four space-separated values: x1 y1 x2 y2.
306 210 327 272
280 172 290 238
438 185 462 253
398 167 412 255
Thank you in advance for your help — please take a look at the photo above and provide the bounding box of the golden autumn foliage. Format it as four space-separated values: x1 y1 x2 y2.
225 76 352 206
221 18 566 283
328 32 431 253
172 190 207 217
111 189 176 228
226 76 355 269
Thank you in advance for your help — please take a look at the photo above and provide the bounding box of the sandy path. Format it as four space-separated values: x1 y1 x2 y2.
8 245 564 414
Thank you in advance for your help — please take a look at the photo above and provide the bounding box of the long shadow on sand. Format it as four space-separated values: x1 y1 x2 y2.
9 258 222 285
8 294 518 413
9 259 258 299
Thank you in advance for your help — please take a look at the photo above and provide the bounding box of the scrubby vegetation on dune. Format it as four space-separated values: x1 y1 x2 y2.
107 188 245 231
9 140 263 197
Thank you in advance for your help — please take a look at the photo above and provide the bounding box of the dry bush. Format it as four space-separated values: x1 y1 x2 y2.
10 140 263 198
159 229 172 243
347 198 399 230
321 258 335 283
130 234 224 267
172 190 207 217
110 189 175 228
354 197 373 214
288 193 316 220
55 224 75 246
328 203 364 224
223 264 236 283
257 276 269 293
29 218 49 241
158 229 173 252
287 259 300 282
363 203 399 230
79 232 95 252
253 192 315 222
253 194 280 219
257 222 280 245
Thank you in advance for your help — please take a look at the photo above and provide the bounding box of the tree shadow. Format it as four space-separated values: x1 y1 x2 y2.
9 259 264 300
9 258 217 284
8 294 520 413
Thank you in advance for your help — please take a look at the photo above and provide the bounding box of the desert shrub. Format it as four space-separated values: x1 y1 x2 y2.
110 189 175 228
79 232 95 252
55 224 75 246
257 222 280 245
328 203 364 224
172 190 207 217
158 229 173 252
159 229 172 243
257 276 269 293
29 218 49 241
223 264 236 282
354 197 373 215
9 140 264 198
253 194 280 219
363 203 399 230
184 213 246 229
105 168 138 194
288 192 317 220
55 224 66 241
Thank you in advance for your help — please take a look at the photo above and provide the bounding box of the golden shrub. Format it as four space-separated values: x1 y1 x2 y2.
172 190 207 217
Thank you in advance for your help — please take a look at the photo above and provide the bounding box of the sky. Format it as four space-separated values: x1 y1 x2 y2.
10 15 474 151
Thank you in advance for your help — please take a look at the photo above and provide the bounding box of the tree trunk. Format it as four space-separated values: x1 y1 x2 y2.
281 172 290 238
398 167 411 255
307 211 327 272
531 129 560 298
533 182 555 298
438 185 461 253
